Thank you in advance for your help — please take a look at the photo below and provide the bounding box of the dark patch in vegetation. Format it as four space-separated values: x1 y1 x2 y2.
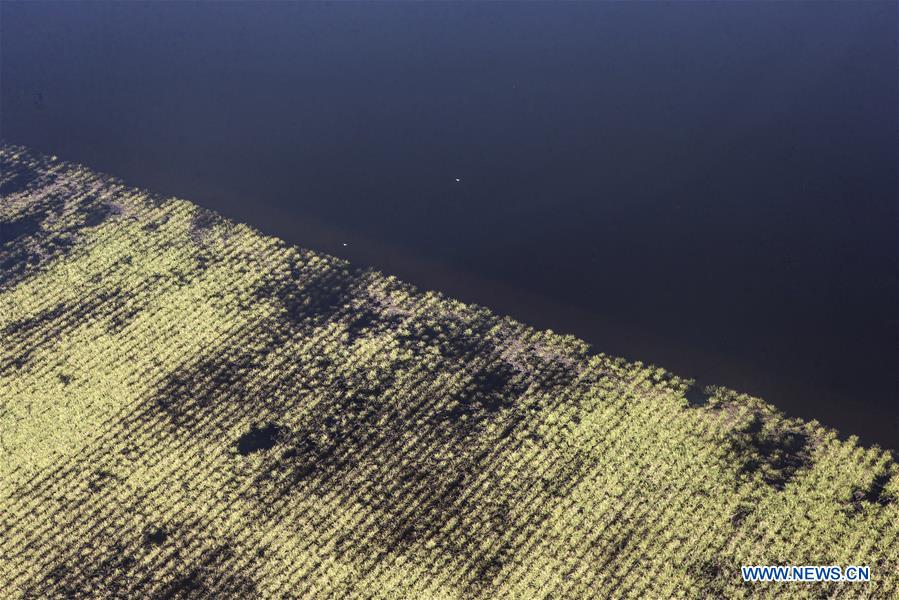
222 310 551 587
142 214 170 232
195 253 211 272
0 206 68 291
451 361 529 416
30 542 138 599
106 304 144 334
0 161 40 195
0 183 132 291
136 257 566 591
345 308 379 338
27 529 255 598
87 469 117 494
142 526 168 547
697 559 723 579
540 458 587 499
388 463 509 553
255 372 394 489
685 382 711 407
153 351 261 428
148 285 346 430
0 353 31 376
190 207 218 231
188 207 223 244
80 201 113 228
730 414 812 489
242 368 532 588
693 559 729 598
191 207 219 231
0 246 45 290
1 301 69 338
0 213 43 246
604 536 631 565
277 436 332 486
466 540 514 594
284 272 359 325
526 353 578 392
157 544 258 599
731 506 752 527
398 314 495 361
237 423 282 455
253 255 366 335
344 306 403 343
852 471 895 511
0 289 126 374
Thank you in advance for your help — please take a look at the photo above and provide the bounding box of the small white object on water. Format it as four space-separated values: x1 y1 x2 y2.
342 243 348 247
455 177 461 182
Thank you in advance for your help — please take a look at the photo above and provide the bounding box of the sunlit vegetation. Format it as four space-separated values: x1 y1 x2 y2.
1 144 897 598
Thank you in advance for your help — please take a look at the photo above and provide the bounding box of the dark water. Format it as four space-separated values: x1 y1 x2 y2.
2 2 897 449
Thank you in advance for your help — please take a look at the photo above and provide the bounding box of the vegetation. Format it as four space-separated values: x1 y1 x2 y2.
1 143 896 598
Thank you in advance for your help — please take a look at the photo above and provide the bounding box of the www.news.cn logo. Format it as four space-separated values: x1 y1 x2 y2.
742 565 870 582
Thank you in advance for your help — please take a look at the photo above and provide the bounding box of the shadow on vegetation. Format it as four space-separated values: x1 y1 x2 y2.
142 526 168 547
685 381 711 407
0 288 126 375
0 161 40 196
30 528 257 598
0 212 44 246
0 160 121 293
236 423 282 455
155 543 257 599
136 252 588 592
730 413 812 490
852 470 896 511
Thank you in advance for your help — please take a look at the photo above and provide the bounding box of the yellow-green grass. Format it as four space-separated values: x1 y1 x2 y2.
1 144 896 598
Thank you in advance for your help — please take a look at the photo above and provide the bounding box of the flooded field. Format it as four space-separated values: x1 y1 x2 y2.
2 1 896 448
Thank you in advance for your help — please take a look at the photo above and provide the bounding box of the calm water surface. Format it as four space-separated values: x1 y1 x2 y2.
2 2 897 448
